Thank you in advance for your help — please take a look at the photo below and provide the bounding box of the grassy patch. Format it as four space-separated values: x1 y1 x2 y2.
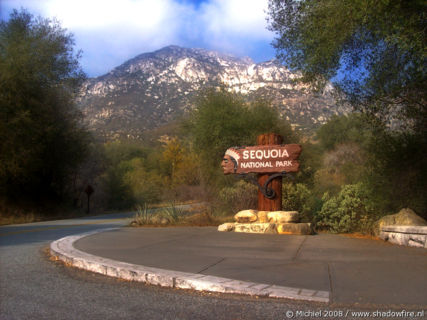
129 202 232 227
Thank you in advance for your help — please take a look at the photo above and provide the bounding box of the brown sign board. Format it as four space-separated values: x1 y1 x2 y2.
221 144 302 174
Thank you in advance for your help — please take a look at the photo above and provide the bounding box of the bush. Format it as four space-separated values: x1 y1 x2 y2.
315 183 378 234
218 180 258 215
282 182 315 222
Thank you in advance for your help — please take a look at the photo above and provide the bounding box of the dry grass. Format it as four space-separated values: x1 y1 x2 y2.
129 202 233 227
0 203 100 226
0 212 38 225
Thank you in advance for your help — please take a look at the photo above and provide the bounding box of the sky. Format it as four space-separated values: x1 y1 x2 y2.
1 0 277 77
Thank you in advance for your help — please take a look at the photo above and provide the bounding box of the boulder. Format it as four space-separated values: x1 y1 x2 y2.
375 208 427 236
234 223 277 234
234 210 258 223
277 223 313 235
257 211 269 223
268 211 300 223
218 223 235 232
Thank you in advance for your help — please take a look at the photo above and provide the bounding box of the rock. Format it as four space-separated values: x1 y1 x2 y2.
234 223 277 234
218 223 235 232
257 211 269 223
267 211 300 223
277 223 313 235
375 208 427 236
234 210 258 223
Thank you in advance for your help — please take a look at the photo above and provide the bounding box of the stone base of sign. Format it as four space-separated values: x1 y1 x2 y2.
234 210 258 223
267 211 300 223
217 222 236 232
277 223 312 235
234 223 277 234
218 210 314 235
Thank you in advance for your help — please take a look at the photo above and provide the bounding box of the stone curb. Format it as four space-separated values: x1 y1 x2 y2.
380 226 427 249
50 228 330 303
381 225 427 234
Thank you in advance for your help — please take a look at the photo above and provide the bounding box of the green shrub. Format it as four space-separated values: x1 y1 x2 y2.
315 183 377 234
282 182 314 222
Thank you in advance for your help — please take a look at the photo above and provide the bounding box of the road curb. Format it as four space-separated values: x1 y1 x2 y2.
50 228 330 303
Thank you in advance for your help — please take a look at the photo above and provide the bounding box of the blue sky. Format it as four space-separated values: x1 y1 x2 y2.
1 0 277 77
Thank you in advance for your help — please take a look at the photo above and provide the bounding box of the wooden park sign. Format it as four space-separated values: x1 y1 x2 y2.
221 133 302 211
221 144 301 174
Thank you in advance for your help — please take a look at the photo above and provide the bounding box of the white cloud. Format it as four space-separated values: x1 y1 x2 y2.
1 0 275 76
44 0 175 31
200 0 272 39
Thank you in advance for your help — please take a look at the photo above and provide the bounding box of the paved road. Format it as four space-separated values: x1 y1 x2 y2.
0 214 425 320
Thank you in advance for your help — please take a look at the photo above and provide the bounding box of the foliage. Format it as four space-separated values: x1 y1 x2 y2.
103 140 148 167
267 1 427 218
184 88 296 185
366 129 427 216
160 136 201 188
218 180 258 214
267 0 426 130
98 141 164 209
161 137 184 180
314 142 367 196
161 202 185 223
315 183 378 234
123 158 164 205
131 203 153 226
282 182 316 222
0 10 88 203
100 157 164 209
310 113 426 218
316 114 375 151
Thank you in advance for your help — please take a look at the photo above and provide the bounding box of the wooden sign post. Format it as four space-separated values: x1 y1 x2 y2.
221 133 301 212
257 133 282 211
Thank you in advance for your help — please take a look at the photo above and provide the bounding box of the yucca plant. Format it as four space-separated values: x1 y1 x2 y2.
161 202 184 224
132 203 152 226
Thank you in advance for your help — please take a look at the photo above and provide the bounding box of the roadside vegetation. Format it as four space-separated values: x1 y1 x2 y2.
1 6 425 234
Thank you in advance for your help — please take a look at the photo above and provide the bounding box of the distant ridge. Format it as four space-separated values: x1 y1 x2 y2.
77 45 348 140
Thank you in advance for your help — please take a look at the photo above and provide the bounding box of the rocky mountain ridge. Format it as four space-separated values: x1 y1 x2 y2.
77 45 347 140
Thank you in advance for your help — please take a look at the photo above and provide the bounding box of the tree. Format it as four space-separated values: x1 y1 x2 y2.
0 10 88 203
161 137 185 182
316 113 375 151
185 88 296 184
267 0 426 130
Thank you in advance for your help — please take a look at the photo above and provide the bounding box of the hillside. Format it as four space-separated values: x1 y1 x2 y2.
77 45 347 140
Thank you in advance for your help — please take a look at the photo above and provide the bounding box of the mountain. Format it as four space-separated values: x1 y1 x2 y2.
77 45 348 140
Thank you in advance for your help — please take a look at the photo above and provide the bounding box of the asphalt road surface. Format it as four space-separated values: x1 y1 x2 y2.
0 213 421 320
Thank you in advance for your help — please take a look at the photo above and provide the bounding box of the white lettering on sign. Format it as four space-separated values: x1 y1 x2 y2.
275 160 293 167
240 161 295 169
241 161 273 169
242 149 289 160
